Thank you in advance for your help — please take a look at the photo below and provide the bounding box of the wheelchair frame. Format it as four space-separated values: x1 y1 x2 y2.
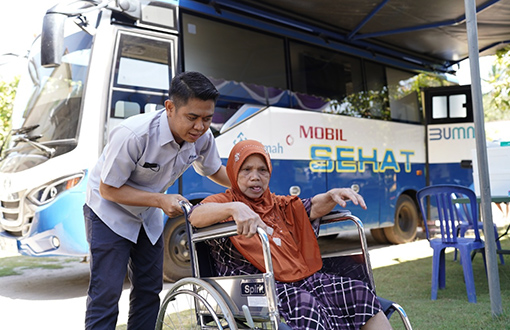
156 202 412 329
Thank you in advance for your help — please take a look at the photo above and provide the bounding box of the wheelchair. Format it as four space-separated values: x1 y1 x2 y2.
156 202 412 329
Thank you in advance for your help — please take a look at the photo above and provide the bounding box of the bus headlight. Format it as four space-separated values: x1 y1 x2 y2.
27 173 84 206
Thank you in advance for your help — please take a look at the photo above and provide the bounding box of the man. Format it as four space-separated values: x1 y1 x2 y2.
83 71 230 329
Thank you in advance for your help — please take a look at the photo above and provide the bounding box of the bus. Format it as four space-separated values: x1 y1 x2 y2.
0 0 476 281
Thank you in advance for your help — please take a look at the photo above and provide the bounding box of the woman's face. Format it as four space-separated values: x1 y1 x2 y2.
237 154 270 199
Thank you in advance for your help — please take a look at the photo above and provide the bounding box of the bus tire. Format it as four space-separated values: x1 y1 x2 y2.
370 228 389 244
383 194 418 244
163 215 192 282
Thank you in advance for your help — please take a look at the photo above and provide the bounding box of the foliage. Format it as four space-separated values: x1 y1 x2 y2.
484 46 510 121
324 72 454 121
0 76 19 148
325 87 391 120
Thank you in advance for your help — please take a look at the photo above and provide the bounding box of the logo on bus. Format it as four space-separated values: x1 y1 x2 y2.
233 132 284 155
309 145 415 173
299 125 347 141
429 126 475 141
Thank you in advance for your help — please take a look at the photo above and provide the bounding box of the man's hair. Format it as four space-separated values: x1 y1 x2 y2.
169 71 219 109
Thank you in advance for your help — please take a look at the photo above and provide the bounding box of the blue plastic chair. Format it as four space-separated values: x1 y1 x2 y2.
417 184 486 303
453 195 504 265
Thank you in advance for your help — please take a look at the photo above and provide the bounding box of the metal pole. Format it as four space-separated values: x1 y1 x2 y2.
464 0 502 316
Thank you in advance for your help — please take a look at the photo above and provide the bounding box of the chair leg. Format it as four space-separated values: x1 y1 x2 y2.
439 249 446 289
431 248 445 300
459 248 477 303
494 226 505 265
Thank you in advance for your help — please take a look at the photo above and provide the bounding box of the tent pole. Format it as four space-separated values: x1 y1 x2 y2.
464 0 502 316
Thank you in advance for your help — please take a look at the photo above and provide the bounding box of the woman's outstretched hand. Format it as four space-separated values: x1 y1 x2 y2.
328 188 367 209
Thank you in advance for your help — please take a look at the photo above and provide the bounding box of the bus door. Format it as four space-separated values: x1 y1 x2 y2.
107 30 177 144
422 85 475 187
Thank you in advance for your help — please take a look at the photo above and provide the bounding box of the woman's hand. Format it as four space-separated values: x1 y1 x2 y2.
231 202 269 238
310 187 367 219
327 188 367 209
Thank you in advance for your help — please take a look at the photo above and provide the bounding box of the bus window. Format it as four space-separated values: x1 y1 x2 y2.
423 85 473 124
450 94 467 118
289 41 363 101
432 94 467 119
182 13 286 90
432 96 448 119
108 31 176 140
145 103 164 113
114 101 140 118
386 67 421 123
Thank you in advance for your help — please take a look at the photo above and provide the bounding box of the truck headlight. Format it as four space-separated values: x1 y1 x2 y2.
27 173 84 206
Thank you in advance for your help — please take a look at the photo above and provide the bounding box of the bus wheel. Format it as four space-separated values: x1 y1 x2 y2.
370 228 389 244
163 215 192 282
384 195 418 244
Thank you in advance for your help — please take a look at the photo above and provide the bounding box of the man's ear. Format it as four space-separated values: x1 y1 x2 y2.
164 99 175 116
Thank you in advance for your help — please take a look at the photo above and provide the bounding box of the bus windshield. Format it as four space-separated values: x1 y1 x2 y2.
0 31 92 172
0 30 92 172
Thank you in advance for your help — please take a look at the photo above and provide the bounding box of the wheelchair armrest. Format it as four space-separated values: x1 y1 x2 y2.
191 221 238 242
319 210 352 224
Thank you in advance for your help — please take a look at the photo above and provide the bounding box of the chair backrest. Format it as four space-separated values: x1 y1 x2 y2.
452 192 475 226
416 184 481 243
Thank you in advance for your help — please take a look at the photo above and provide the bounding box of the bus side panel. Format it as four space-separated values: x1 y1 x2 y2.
382 162 427 227
428 163 473 187
427 122 476 187
323 165 382 234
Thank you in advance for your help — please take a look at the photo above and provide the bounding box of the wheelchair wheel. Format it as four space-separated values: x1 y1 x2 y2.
156 277 237 329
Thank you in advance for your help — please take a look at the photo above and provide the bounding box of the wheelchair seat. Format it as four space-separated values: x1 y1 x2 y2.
156 204 412 330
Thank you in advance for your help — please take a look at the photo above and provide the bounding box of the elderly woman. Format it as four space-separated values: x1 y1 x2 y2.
189 140 391 330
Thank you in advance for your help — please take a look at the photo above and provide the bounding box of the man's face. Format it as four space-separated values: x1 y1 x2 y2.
237 154 270 199
165 98 215 144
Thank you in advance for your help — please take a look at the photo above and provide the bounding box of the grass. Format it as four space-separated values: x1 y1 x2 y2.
0 256 80 277
114 233 510 329
374 236 510 329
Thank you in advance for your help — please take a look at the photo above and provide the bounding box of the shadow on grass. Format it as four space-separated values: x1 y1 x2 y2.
374 237 510 329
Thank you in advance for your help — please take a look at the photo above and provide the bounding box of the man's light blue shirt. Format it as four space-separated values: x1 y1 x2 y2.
86 109 222 244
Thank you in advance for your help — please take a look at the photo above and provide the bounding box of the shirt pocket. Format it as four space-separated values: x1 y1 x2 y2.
131 162 161 186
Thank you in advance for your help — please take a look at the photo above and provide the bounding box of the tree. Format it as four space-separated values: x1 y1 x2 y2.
484 46 510 121
0 76 19 148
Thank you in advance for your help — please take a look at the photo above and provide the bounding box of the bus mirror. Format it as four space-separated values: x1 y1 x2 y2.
117 0 141 20
41 12 67 68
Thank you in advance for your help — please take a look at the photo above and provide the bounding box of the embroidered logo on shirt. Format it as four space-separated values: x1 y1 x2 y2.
188 154 198 163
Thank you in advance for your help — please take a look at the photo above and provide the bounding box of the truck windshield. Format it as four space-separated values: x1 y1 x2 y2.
1 30 92 171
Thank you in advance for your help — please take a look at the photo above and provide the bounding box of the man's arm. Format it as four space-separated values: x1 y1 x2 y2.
309 188 367 220
190 201 267 238
207 165 231 187
99 181 187 218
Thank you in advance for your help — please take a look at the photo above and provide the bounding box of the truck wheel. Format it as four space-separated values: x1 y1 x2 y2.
163 215 192 282
384 195 418 244
370 228 389 244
